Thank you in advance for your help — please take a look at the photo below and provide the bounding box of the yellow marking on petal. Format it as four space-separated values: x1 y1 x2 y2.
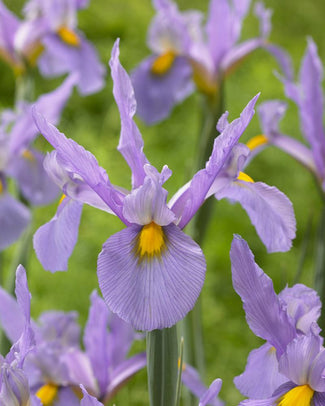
0 178 3 195
35 383 58 405
151 51 176 76
57 26 80 47
190 59 218 96
237 171 254 183
137 222 166 258
22 149 35 162
59 194 67 205
277 384 314 406
246 134 268 151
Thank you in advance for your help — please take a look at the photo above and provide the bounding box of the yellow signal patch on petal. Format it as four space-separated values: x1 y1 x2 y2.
237 171 254 183
246 134 268 151
151 51 176 75
22 149 36 162
58 194 67 206
0 178 3 194
57 26 80 47
35 383 58 405
137 222 166 258
277 384 314 406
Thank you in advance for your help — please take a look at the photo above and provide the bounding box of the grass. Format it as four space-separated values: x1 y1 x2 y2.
1 0 325 404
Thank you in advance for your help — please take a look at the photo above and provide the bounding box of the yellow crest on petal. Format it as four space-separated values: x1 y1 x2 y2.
137 222 166 258
35 383 59 405
151 51 176 76
22 149 36 162
237 171 254 183
246 134 268 151
0 178 3 194
277 384 314 406
58 194 67 206
57 26 80 47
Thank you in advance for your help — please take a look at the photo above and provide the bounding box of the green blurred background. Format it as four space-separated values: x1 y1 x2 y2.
1 0 325 404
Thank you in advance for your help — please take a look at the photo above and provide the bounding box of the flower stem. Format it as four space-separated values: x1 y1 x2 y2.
146 326 178 406
315 205 325 332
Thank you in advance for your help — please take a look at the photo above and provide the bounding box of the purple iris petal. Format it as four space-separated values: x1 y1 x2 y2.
234 343 287 398
9 149 60 206
39 34 105 95
110 40 148 188
98 223 205 331
263 43 294 80
80 385 104 406
171 94 259 229
131 55 193 125
0 0 21 65
0 192 30 251
199 379 223 406
33 197 83 272
314 392 325 405
216 181 296 252
0 286 24 342
230 235 296 355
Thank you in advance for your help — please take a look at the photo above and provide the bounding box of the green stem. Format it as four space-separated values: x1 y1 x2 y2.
314 205 325 332
147 326 178 406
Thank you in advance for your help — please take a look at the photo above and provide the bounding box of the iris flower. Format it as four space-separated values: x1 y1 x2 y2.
0 0 105 94
230 235 322 401
32 38 262 331
131 0 292 124
0 74 75 250
252 39 325 192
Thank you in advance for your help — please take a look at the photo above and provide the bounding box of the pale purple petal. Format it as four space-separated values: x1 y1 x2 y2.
263 43 294 80
199 379 223 406
234 343 287 398
123 176 176 226
230 236 296 355
131 55 193 125
0 1 20 65
221 38 263 73
0 192 30 251
110 40 148 188
0 286 24 343
107 353 147 398
254 2 271 38
33 197 83 272
37 311 80 346
97 223 205 331
314 392 325 405
33 109 125 221
171 94 259 229
80 385 103 406
309 348 325 391
278 333 322 387
84 291 109 398
56 387 80 405
9 149 60 206
15 265 31 322
216 181 296 252
39 34 105 95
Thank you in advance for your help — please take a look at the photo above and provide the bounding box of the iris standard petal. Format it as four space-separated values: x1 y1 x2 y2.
230 236 296 355
33 197 83 272
110 39 148 188
234 343 287 398
0 192 30 251
15 265 31 322
171 94 259 229
216 180 296 252
131 55 193 125
198 378 223 406
97 223 205 331
0 286 24 343
0 0 21 67
39 34 105 95
80 385 103 406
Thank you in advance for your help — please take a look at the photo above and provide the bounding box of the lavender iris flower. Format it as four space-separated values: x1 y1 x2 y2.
131 0 292 124
0 265 41 406
253 39 325 191
0 74 75 250
32 38 262 331
0 0 105 94
230 235 322 400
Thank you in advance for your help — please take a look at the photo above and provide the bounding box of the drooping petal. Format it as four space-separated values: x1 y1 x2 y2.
84 291 109 398
234 343 287 398
110 40 148 187
9 149 60 206
97 223 206 331
171 94 259 229
0 192 30 251
39 33 105 95
80 385 104 406
33 109 125 222
230 235 296 355
132 55 193 125
33 197 83 272
0 286 24 343
216 181 296 252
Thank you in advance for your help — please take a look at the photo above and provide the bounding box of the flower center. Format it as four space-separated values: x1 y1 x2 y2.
237 171 254 183
246 134 268 151
35 383 58 405
151 51 176 75
57 26 80 47
277 384 314 406
137 222 166 258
